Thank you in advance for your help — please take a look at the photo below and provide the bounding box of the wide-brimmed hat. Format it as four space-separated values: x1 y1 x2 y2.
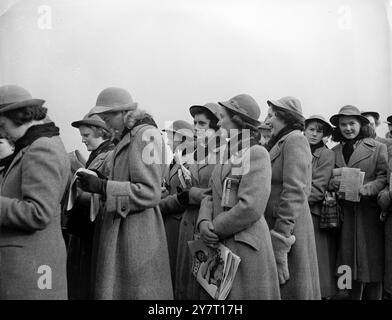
90 87 137 115
330 105 369 126
71 113 109 131
361 111 380 121
0 85 45 113
162 120 194 138
189 103 222 122
267 96 304 119
218 94 261 126
305 115 332 135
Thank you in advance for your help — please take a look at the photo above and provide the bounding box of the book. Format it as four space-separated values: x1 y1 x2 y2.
188 239 241 300
66 168 100 222
221 177 240 209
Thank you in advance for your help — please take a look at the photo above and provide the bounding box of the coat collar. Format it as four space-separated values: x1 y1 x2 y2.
269 130 299 162
211 139 250 196
334 138 376 167
113 123 150 159
312 145 327 159
1 147 28 184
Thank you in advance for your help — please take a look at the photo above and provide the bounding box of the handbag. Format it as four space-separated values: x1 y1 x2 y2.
319 190 342 229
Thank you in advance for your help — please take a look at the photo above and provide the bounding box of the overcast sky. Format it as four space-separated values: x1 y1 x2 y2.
1 0 391 157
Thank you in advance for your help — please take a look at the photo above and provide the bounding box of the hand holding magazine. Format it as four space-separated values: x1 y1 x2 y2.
66 168 100 222
188 239 241 300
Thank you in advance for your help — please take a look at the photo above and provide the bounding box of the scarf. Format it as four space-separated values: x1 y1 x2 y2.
342 134 363 164
266 126 296 151
310 140 325 155
120 115 158 140
2 122 60 172
85 139 115 168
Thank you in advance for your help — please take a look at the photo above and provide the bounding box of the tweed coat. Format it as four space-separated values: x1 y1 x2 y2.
66 143 114 300
174 146 222 300
333 138 388 282
159 149 195 288
308 145 338 298
197 140 281 300
378 171 392 295
265 130 321 300
91 123 173 300
0 135 70 299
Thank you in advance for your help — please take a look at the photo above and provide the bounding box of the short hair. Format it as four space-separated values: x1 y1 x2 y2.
305 119 331 137
192 109 219 131
2 105 47 126
272 106 304 131
88 125 112 140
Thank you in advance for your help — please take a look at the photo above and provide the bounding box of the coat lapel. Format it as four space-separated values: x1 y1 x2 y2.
269 141 282 162
113 133 131 161
348 139 375 167
1 147 27 184
333 143 347 167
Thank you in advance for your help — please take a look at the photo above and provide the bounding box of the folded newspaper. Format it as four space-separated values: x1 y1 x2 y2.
66 168 100 222
188 239 241 300
335 167 365 202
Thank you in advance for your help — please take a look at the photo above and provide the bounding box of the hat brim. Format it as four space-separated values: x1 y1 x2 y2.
267 100 305 120
189 105 218 121
305 117 332 135
218 101 261 127
162 128 194 139
361 111 380 121
330 114 370 127
71 119 109 130
90 103 138 115
0 99 45 113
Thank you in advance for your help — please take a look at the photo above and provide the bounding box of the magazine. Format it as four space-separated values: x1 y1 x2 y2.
188 239 241 300
66 168 100 222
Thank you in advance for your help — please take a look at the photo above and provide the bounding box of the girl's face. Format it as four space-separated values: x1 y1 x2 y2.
0 115 21 141
99 112 124 133
217 108 237 138
338 116 361 140
0 138 14 159
193 113 215 141
264 107 285 136
304 121 324 145
78 126 103 152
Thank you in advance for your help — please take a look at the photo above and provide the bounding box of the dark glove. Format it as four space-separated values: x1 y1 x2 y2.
88 169 108 180
177 190 189 206
77 171 107 195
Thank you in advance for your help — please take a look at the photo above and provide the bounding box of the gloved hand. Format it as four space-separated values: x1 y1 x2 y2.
188 187 208 205
88 169 108 180
77 171 107 195
270 229 296 285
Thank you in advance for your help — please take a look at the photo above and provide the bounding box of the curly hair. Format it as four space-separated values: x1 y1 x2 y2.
192 108 220 131
331 123 373 142
305 119 331 137
272 106 304 131
2 105 47 126
226 109 261 143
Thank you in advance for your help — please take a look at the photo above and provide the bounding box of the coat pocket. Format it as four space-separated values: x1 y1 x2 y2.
234 230 261 251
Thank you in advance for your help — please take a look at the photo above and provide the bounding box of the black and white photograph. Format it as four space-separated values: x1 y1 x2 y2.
0 0 392 309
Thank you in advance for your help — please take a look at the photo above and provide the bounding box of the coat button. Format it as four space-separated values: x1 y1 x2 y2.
184 221 188 226
121 206 126 211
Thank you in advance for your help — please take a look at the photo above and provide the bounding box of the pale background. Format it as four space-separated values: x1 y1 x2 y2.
1 0 391 158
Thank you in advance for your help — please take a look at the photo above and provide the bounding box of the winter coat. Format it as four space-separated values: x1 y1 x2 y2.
265 130 321 300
